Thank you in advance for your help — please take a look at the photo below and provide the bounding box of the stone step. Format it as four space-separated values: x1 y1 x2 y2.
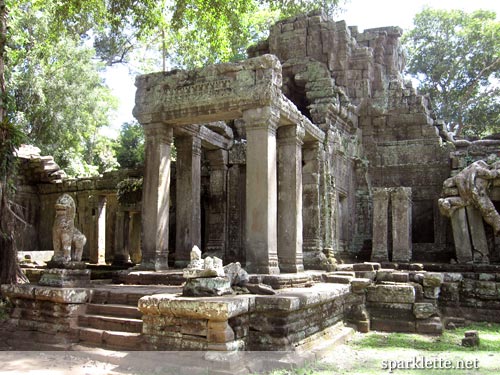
86 303 142 319
89 290 146 306
78 327 144 350
78 314 143 333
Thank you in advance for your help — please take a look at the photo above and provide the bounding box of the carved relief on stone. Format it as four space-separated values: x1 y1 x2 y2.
439 157 500 263
52 194 87 263
439 159 500 234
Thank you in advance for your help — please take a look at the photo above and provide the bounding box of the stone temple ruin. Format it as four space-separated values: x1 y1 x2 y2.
3 12 500 359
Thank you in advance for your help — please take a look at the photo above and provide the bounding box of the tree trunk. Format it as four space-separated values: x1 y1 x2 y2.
0 0 27 286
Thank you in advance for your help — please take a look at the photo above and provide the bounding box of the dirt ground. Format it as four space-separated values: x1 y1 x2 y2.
1 323 498 375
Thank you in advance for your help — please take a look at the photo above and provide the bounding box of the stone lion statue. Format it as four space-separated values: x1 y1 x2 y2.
52 194 86 263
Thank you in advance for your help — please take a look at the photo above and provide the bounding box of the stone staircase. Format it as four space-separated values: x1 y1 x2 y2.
77 289 145 350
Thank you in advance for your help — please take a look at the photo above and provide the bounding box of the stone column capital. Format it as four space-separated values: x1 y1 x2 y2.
242 106 280 135
175 134 202 157
277 124 305 146
206 149 229 169
143 124 174 144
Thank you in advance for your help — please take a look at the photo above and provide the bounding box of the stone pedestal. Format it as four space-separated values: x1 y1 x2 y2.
39 268 91 288
277 125 305 273
243 107 280 274
175 135 202 268
450 207 473 263
371 188 390 262
139 125 173 270
391 187 412 262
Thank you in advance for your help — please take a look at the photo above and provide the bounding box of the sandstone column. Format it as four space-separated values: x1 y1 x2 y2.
139 124 173 270
205 149 228 260
243 107 280 274
391 187 412 262
450 207 473 263
371 188 390 262
112 210 128 265
129 211 142 264
302 141 325 269
277 124 305 273
465 206 489 262
174 134 202 268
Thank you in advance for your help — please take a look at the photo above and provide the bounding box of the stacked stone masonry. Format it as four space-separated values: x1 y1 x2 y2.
14 11 498 269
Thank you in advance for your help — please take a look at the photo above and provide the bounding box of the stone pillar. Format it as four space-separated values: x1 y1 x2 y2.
450 207 473 263
371 188 390 262
205 149 228 259
302 141 325 269
175 134 202 268
466 206 489 262
243 107 279 274
97 196 107 264
105 194 118 264
391 187 412 262
113 210 128 265
129 212 142 264
89 196 106 264
139 124 173 270
277 124 305 273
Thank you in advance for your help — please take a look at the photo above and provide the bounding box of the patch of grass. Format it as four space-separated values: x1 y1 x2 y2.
353 322 500 352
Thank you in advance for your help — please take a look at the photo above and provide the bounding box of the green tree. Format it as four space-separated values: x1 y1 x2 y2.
114 121 145 169
7 3 118 176
403 8 500 138
0 0 344 284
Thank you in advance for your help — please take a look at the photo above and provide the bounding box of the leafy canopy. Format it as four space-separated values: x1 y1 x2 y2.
403 8 500 138
7 1 118 176
114 121 145 169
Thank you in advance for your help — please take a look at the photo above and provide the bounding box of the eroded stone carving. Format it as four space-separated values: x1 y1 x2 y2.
183 245 225 278
52 194 87 263
439 159 500 234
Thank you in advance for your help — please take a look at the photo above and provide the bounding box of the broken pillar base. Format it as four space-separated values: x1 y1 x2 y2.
182 277 233 297
39 268 91 288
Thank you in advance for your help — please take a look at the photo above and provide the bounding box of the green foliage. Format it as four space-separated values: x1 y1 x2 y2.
114 121 145 169
0 119 24 188
116 177 143 204
403 8 500 138
6 1 118 176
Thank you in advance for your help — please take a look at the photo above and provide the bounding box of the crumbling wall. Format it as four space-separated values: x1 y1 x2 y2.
249 12 451 261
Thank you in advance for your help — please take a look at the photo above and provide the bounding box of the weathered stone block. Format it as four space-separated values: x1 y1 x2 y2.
423 286 440 299
393 272 409 283
423 273 444 287
416 317 443 335
370 317 416 333
350 278 372 293
208 321 235 343
355 271 376 280
440 282 460 303
443 273 463 283
476 281 497 299
413 303 438 319
478 273 496 281
353 263 375 271
376 269 395 282
182 277 233 297
366 284 415 303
